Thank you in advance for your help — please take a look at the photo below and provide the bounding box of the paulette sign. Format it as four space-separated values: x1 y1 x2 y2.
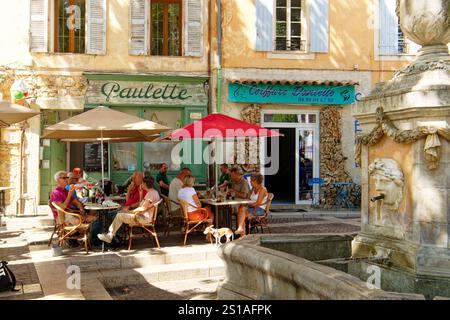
228 83 356 105
86 80 208 106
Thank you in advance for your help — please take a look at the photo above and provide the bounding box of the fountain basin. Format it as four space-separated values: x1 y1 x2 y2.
217 234 429 300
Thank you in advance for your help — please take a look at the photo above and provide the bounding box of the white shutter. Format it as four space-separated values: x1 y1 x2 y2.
379 0 398 55
129 0 149 55
184 0 203 57
310 0 329 53
86 0 106 55
30 0 48 52
255 0 274 52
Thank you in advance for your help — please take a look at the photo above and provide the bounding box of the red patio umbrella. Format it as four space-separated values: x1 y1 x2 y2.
161 113 282 141
159 113 283 194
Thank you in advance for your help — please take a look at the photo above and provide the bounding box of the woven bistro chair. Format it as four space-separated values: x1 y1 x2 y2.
178 198 213 246
247 193 274 235
161 194 184 237
126 198 163 250
51 202 92 254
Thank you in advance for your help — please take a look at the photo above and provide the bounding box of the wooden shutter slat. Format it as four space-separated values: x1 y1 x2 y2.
86 0 106 55
30 0 48 52
255 0 274 52
184 0 203 57
310 0 329 53
129 0 148 55
379 0 398 55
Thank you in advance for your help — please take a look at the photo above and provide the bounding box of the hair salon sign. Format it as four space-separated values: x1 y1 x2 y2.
228 83 356 105
86 80 208 106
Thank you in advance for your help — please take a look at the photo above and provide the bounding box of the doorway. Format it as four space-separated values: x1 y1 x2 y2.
261 111 320 205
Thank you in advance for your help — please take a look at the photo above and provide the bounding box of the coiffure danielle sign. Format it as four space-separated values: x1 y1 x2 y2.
228 83 356 105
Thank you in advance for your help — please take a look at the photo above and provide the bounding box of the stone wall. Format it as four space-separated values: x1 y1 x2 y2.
0 130 21 212
320 106 361 207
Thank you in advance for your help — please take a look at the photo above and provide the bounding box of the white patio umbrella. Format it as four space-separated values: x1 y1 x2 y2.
0 101 40 127
42 106 171 190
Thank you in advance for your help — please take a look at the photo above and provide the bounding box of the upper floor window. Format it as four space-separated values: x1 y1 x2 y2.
151 0 182 56
255 0 329 54
129 0 203 57
378 0 420 56
29 0 106 54
275 0 305 51
54 0 86 53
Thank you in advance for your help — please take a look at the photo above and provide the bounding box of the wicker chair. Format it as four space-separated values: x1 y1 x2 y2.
126 198 163 250
51 202 92 254
161 194 184 237
178 198 213 246
247 193 274 234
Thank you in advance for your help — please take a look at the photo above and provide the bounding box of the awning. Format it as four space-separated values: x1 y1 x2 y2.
229 79 359 86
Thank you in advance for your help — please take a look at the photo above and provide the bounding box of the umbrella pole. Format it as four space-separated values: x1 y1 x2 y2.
215 138 219 198
101 130 104 192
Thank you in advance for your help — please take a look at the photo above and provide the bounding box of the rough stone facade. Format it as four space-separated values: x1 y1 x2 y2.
320 106 361 207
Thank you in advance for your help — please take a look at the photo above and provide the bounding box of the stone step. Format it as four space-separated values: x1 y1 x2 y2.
99 260 225 288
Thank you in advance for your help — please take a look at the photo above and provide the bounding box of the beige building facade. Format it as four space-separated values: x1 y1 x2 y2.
0 0 442 212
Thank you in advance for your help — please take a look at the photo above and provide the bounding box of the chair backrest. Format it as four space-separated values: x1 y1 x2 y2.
150 198 164 225
51 202 67 225
177 198 189 220
161 194 178 213
264 193 274 216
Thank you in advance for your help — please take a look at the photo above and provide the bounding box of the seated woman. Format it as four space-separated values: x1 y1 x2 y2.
235 173 268 236
178 175 214 242
97 176 160 244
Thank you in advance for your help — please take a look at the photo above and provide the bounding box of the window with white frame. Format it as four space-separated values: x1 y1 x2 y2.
129 0 203 57
378 0 420 56
29 0 106 54
275 0 305 51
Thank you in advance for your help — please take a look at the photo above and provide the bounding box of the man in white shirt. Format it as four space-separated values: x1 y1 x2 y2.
168 167 192 211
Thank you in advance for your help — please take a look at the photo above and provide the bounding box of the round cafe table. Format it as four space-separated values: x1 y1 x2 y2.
84 202 122 252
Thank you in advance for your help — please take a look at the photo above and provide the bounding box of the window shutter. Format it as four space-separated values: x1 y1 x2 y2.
86 0 106 55
184 0 203 57
379 0 398 55
310 0 329 53
255 0 274 51
29 0 48 52
129 0 149 55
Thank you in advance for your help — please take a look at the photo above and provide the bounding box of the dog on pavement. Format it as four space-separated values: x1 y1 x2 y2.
203 225 234 246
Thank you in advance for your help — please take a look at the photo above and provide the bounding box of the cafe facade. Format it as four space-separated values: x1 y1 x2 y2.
39 73 210 203
218 69 373 206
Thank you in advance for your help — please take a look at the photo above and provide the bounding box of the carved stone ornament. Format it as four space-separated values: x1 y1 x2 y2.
355 108 450 170
369 158 405 211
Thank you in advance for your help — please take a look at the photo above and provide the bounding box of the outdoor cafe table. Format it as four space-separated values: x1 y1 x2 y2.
84 202 122 252
200 198 253 229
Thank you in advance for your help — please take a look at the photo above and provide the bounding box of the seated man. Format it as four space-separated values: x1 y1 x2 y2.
218 164 231 191
50 171 96 225
125 171 147 211
168 167 192 212
97 176 161 243
226 167 251 225
156 163 170 197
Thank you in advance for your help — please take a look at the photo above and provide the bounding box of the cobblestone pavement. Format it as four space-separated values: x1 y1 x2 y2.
0 212 361 300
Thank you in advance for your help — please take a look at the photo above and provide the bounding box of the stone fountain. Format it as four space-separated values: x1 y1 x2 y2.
352 0 450 298
216 0 449 300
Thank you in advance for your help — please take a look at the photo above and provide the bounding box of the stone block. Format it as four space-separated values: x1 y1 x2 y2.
413 186 448 223
412 164 448 189
418 222 448 247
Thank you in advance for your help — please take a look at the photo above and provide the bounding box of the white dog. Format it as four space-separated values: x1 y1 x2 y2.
203 225 234 246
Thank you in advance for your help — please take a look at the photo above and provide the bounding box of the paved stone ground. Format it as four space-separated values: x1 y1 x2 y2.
0 210 361 300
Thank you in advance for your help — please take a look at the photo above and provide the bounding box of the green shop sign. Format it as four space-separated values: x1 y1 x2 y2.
228 83 356 105
86 80 208 106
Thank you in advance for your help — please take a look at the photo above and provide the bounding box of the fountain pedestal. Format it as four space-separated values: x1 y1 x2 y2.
352 0 450 297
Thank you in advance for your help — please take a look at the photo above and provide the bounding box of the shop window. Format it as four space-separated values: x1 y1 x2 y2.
264 113 317 124
54 0 86 53
112 143 138 171
275 0 305 51
143 109 182 171
151 0 182 56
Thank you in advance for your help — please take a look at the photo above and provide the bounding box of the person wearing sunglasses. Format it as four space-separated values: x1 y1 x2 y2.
50 171 95 226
